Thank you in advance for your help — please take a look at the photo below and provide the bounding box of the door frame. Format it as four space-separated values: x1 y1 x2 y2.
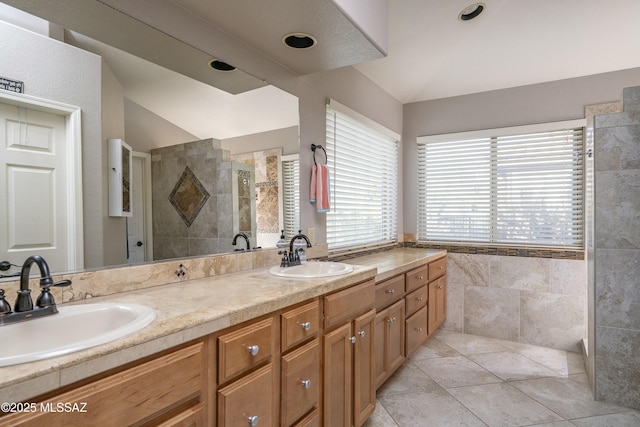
0 90 83 271
132 151 153 262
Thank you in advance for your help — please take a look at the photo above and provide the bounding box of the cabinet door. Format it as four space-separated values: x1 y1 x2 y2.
428 276 447 335
353 309 376 427
406 306 428 357
386 300 405 376
218 364 275 427
323 323 352 427
374 308 389 388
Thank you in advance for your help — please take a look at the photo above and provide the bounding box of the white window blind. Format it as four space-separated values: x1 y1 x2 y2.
417 125 584 248
282 157 300 240
326 106 398 252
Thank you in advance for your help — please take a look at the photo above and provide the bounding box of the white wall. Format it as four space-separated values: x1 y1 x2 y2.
0 20 105 268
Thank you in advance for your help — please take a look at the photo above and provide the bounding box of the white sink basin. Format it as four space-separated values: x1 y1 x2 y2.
0 303 156 367
269 261 354 278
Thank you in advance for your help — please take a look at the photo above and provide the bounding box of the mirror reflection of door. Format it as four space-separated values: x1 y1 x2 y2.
127 152 151 264
0 100 71 272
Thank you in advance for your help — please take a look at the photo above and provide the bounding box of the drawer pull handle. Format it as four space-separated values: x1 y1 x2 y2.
415 327 423 332
248 415 259 426
387 316 397 324
386 289 395 294
301 379 311 389
247 345 260 356
349 336 357 344
358 330 366 338
301 321 311 331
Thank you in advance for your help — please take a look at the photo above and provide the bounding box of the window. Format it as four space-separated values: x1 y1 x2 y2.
326 104 399 252
282 155 300 240
417 121 585 248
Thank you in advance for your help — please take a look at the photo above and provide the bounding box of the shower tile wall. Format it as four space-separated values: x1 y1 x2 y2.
151 139 248 259
593 86 640 410
443 253 587 352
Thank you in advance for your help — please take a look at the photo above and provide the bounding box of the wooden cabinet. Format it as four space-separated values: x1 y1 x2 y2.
0 342 208 427
428 276 447 335
323 280 375 427
2 265 436 427
374 299 405 388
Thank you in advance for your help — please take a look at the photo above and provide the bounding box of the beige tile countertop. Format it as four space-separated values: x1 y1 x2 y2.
0 247 445 403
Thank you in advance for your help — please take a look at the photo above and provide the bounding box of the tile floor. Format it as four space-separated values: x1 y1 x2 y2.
365 330 640 427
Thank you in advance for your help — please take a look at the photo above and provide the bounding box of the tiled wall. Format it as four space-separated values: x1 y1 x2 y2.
593 86 640 409
150 139 255 259
443 253 587 352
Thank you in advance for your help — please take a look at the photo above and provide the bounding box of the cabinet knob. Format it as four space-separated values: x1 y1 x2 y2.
439 265 444 269
438 285 444 289
349 336 357 344
248 415 259 426
418 275 424 280
417 297 423 302
358 330 366 338
247 345 260 356
300 321 311 331
301 379 311 389
415 327 423 332
386 289 395 294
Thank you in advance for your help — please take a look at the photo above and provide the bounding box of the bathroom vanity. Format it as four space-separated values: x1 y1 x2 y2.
0 248 445 427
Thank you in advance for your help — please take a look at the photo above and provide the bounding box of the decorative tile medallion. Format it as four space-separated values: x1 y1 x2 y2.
168 166 210 227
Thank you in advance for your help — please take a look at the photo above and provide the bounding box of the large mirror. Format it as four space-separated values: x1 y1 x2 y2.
0 2 300 276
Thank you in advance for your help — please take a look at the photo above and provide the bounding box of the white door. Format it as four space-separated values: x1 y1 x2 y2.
127 152 152 264
127 155 144 263
0 101 73 272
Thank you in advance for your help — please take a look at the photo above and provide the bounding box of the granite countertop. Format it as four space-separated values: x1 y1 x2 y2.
0 247 445 403
347 248 446 282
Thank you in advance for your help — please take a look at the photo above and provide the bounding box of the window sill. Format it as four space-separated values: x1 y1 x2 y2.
410 242 584 260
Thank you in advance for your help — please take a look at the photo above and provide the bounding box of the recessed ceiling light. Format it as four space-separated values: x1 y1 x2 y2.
282 33 317 50
208 59 236 72
459 3 485 21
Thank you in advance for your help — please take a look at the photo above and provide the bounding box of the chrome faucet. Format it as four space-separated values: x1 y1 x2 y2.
0 255 72 326
232 233 251 251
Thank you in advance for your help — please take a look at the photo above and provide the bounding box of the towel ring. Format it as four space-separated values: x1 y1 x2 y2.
311 144 327 165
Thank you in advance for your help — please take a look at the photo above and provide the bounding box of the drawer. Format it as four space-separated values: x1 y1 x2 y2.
405 264 429 292
375 275 405 311
324 280 375 330
1 343 204 427
281 339 320 427
218 364 275 427
429 257 447 280
405 285 427 317
281 300 320 352
219 317 274 384
405 306 428 356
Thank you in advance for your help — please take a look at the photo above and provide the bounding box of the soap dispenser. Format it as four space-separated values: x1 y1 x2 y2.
276 230 288 249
